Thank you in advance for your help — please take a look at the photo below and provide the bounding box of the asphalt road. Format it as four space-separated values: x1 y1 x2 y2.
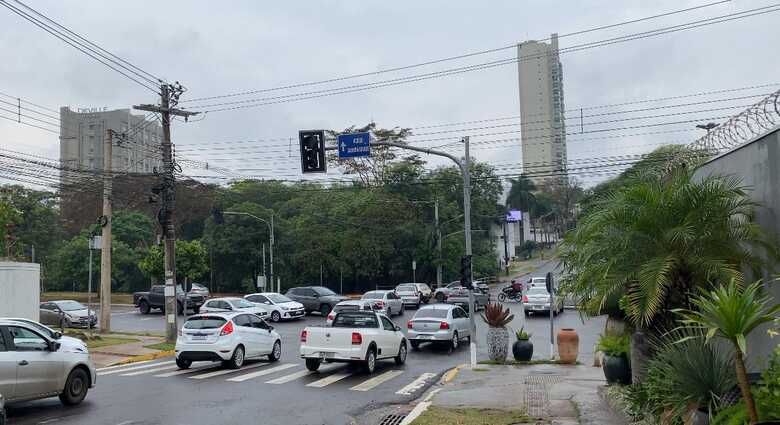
9 262 605 425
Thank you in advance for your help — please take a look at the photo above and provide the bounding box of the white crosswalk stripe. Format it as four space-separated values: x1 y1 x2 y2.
227 363 297 382
395 373 437 395
97 359 159 372
350 370 404 392
265 369 315 384
189 362 268 380
120 364 179 376
306 371 354 388
98 361 174 376
154 364 221 377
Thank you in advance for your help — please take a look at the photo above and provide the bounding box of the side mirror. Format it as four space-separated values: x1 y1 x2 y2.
267 326 274 332
394 325 401 331
48 341 60 352
53 331 63 339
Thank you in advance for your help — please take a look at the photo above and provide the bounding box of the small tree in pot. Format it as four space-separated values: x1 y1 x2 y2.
512 327 533 362
481 303 514 362
596 334 631 385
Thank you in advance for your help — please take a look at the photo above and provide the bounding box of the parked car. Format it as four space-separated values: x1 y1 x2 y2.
300 310 407 374
406 304 471 350
200 297 271 320
325 300 376 326
471 278 491 294
244 292 305 322
188 282 210 298
175 312 281 369
0 392 5 425
523 286 563 316
40 300 97 329
445 287 490 311
395 284 422 309
0 318 87 353
361 290 404 316
433 281 466 302
133 285 206 315
0 320 96 406
285 286 349 316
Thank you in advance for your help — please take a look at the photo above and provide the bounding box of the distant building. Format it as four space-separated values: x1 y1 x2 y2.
59 107 162 179
517 34 567 185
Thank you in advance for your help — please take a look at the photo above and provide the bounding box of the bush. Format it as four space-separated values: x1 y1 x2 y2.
756 346 780 420
596 334 630 357
711 402 748 425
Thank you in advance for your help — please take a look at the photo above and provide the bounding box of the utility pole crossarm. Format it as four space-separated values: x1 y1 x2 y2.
133 104 200 118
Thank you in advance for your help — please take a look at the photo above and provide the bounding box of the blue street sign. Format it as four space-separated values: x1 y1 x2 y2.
337 132 371 158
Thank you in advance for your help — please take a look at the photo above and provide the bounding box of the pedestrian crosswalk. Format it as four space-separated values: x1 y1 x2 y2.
97 359 440 396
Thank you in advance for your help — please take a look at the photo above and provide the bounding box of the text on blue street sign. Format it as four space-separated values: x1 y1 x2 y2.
338 132 371 158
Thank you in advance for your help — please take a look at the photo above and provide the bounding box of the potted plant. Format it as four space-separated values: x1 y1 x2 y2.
512 327 533 362
481 302 514 362
596 334 631 385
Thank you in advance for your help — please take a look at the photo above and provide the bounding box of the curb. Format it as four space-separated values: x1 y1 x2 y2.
442 363 465 384
106 349 175 367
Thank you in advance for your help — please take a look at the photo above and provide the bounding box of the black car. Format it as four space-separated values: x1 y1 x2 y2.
285 286 349 316
133 285 205 315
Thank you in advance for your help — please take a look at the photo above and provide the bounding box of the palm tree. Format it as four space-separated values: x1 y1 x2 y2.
677 281 780 424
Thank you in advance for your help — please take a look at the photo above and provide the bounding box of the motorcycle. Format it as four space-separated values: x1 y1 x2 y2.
497 284 523 302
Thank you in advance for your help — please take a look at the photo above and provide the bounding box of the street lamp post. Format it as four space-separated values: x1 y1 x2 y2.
224 211 275 291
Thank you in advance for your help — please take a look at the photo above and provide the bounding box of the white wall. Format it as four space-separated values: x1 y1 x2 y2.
0 262 41 320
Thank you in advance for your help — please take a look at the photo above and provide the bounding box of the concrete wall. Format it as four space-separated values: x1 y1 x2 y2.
694 127 780 370
0 262 41 320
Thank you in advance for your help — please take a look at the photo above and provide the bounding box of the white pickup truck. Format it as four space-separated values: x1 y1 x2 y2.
299 311 407 374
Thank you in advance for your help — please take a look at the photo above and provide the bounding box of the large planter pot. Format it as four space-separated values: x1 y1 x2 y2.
512 339 533 362
557 328 579 364
486 327 509 362
602 354 631 385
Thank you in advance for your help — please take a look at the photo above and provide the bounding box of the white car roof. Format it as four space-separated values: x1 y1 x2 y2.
336 299 372 305
209 297 243 302
418 304 458 311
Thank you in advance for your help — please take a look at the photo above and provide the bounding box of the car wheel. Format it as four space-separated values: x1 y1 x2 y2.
227 345 245 369
176 358 192 369
305 358 321 371
268 340 281 362
395 342 407 366
271 311 282 322
423 296 430 304
59 367 89 406
410 340 420 350
364 347 377 374
139 300 150 315
319 304 331 317
435 292 445 302
450 331 460 351
524 310 531 317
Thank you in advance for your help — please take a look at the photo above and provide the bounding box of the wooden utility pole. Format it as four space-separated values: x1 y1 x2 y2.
134 83 198 343
99 128 113 333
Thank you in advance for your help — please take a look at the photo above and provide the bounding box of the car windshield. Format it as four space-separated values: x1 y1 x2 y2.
184 317 227 329
527 287 550 296
266 294 292 303
362 292 383 299
231 299 257 309
57 301 86 311
312 287 337 296
332 312 378 328
414 309 449 319
396 285 416 291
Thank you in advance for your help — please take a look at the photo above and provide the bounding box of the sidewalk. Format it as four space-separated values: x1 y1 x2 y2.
407 363 626 425
82 333 172 367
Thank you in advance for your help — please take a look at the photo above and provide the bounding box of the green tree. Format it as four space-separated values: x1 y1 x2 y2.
505 175 536 212
138 240 209 285
111 210 155 249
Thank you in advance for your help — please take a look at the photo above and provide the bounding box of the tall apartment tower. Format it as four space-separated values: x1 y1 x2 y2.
517 33 567 186
59 107 162 181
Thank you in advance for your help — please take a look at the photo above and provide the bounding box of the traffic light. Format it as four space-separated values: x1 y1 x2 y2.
299 130 327 173
460 255 473 289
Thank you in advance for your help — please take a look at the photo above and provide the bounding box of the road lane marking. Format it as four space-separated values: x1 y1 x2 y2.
395 372 437 395
265 369 314 384
154 363 220 377
120 364 178 376
306 371 354 388
226 363 297 382
97 359 158 372
98 361 174 376
189 362 268 379
350 370 404 392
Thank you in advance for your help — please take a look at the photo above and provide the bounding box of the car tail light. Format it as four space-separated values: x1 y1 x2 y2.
327 313 335 321
351 332 362 345
407 321 413 329
523 295 529 303
220 321 234 336
300 330 308 343
440 321 450 330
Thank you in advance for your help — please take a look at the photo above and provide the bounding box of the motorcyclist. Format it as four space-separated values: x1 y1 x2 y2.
510 279 523 294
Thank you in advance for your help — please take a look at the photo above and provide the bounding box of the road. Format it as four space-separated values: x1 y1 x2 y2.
9 262 605 425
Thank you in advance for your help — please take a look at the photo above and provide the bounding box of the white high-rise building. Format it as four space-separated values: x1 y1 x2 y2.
517 33 567 185
59 107 162 179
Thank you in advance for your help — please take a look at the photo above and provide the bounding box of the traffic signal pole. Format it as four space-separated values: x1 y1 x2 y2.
324 136 477 368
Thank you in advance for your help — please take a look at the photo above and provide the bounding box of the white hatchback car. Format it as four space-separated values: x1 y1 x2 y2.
244 293 305 322
200 297 272 320
175 312 282 369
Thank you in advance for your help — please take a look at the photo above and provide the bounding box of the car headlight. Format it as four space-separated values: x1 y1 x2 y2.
280 306 289 310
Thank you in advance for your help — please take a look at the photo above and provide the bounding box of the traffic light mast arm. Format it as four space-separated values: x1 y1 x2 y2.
325 141 463 173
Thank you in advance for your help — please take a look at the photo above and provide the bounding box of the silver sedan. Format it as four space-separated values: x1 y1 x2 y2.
406 304 471 351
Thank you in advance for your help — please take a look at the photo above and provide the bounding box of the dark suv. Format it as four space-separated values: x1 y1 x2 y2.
285 286 349 316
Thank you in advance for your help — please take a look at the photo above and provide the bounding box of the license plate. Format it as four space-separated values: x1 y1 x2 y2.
318 352 335 359
192 335 206 340
533 305 544 310
418 335 432 339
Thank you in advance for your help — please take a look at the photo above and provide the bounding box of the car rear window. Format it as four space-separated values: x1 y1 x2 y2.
332 312 378 328
362 292 383 300
527 287 550 296
333 304 360 313
414 309 449 319
396 285 416 291
184 316 227 329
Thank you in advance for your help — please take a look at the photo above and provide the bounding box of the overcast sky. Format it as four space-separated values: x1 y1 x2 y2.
1 0 778 189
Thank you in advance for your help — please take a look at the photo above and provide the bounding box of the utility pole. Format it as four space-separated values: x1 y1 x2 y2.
134 83 198 343
262 243 267 284
435 199 442 287
462 136 477 369
270 213 274 288
502 219 510 275
99 128 113 333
